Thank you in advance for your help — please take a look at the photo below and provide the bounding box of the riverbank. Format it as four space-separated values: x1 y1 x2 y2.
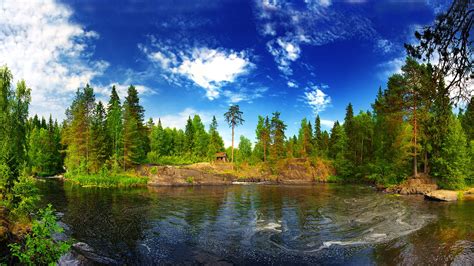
145 158 335 186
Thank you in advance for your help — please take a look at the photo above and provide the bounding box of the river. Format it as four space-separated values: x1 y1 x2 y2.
37 179 474 265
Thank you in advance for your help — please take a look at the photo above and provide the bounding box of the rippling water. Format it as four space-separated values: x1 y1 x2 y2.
37 180 474 265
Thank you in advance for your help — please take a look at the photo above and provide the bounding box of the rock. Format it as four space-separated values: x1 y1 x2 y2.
464 188 474 195
59 242 119 265
385 177 438 195
425 190 459 202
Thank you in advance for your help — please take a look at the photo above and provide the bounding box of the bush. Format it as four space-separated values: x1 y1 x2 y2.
9 175 40 219
9 204 70 265
68 173 148 188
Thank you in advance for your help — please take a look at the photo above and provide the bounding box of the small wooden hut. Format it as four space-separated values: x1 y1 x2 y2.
215 152 227 162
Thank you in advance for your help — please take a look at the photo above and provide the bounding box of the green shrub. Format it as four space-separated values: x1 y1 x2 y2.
9 204 70 265
10 175 40 219
68 173 148 188
185 176 194 184
150 166 158 175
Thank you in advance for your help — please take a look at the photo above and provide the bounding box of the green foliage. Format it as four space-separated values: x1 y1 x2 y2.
224 105 244 163
185 176 194 184
122 85 148 169
9 204 70 265
9 175 40 220
67 172 148 188
432 115 468 189
269 112 286 161
236 136 252 164
0 66 31 188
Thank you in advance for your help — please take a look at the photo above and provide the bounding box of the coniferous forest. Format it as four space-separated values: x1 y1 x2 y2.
0 0 472 265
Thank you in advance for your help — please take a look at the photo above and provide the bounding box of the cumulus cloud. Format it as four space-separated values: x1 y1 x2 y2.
377 57 405 79
320 119 335 128
304 86 331 114
0 0 108 119
157 107 213 129
142 44 253 100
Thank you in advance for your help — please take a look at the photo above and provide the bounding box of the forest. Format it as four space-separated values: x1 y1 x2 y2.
0 0 472 264
2 56 473 191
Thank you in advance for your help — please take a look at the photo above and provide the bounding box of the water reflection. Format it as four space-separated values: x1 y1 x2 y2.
37 181 474 265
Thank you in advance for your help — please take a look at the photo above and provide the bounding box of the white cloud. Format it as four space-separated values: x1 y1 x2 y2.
304 86 331 114
320 119 335 128
267 38 301 75
254 0 378 76
377 57 404 79
376 39 394 54
143 45 253 100
95 83 156 103
157 107 213 130
287 81 298 88
222 87 268 103
0 0 108 119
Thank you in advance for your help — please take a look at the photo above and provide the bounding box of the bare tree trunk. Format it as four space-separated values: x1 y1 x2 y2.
231 125 234 169
424 151 428 174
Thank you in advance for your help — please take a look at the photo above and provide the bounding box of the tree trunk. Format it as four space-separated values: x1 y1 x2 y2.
263 142 266 162
424 151 428 174
413 90 418 177
231 125 234 168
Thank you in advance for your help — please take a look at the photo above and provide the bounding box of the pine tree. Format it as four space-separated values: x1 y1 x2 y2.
256 115 270 162
122 85 146 169
297 118 312 157
224 105 244 164
192 115 209 159
62 85 95 173
106 86 123 167
207 116 224 160
90 102 109 172
461 96 474 142
184 116 194 154
314 115 322 154
269 112 287 161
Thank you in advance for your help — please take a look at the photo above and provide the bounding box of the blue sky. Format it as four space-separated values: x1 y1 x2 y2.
0 0 451 146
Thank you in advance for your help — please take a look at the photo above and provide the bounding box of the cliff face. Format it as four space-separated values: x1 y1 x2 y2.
146 158 335 186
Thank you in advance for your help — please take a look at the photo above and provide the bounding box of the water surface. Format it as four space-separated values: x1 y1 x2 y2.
37 180 474 265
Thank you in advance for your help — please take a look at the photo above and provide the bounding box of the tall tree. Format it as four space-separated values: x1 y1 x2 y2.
208 116 225 160
461 96 474 142
314 115 322 153
62 85 95 173
236 136 252 163
297 118 312 157
106 86 122 167
224 105 244 164
122 85 146 169
269 112 287 161
184 116 194 154
405 0 473 102
432 115 469 189
256 115 270 162
90 102 109 172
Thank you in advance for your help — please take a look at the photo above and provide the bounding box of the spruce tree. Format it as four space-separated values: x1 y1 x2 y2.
122 85 146 169
106 86 123 167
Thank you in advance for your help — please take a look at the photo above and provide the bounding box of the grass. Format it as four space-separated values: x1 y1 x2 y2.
67 173 148 188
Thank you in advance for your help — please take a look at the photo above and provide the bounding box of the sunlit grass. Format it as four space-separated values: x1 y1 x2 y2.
67 174 148 188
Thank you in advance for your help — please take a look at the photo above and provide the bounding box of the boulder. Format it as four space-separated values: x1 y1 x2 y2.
58 242 119 265
424 190 459 202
